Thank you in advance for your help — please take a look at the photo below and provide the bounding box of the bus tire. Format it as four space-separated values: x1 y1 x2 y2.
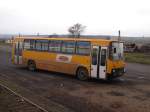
28 60 36 71
76 67 89 81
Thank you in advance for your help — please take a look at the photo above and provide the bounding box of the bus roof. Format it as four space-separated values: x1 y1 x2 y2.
14 36 122 46
14 36 115 42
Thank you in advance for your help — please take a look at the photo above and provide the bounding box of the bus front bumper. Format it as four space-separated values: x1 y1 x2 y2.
107 68 125 79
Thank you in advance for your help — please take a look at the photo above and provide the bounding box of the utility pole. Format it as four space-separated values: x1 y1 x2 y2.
37 32 40 36
118 30 121 41
19 33 21 38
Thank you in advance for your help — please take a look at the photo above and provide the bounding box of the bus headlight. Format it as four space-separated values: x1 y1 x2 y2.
124 68 126 73
112 69 115 73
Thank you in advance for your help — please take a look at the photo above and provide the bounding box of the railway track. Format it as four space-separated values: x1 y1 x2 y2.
0 82 50 112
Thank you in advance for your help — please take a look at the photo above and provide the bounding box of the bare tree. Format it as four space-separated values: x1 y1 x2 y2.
68 23 86 38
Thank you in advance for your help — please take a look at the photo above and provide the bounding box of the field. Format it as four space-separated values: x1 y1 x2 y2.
125 53 150 64
0 41 12 46
0 44 150 112
0 41 5 44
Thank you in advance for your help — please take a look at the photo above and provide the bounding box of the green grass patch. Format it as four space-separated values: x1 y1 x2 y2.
125 53 150 65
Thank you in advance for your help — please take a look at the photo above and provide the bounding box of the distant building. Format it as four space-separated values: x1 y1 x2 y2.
5 39 13 44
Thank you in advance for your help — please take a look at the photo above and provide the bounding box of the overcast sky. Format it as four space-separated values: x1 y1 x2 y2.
0 0 150 37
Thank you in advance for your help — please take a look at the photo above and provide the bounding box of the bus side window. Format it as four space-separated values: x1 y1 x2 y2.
35 40 49 51
41 40 49 51
30 40 35 50
49 40 61 52
35 40 42 51
62 41 75 54
76 41 91 55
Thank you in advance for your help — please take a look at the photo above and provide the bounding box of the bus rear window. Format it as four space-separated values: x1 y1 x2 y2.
24 39 35 50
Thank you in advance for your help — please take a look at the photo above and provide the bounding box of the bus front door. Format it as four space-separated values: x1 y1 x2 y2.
91 46 107 79
14 42 23 64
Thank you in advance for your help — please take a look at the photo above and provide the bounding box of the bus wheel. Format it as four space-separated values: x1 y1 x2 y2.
28 60 36 71
77 67 88 81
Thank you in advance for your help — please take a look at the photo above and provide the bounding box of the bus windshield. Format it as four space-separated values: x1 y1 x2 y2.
111 42 124 60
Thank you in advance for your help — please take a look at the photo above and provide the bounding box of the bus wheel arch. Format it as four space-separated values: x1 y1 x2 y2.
76 66 89 81
27 60 36 71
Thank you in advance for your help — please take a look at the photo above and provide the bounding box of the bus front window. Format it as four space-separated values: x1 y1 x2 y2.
111 42 124 60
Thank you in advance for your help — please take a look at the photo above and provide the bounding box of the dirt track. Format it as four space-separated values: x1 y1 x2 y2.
0 85 46 112
0 44 150 112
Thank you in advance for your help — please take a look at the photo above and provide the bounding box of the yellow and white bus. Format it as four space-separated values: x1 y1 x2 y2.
12 37 125 80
